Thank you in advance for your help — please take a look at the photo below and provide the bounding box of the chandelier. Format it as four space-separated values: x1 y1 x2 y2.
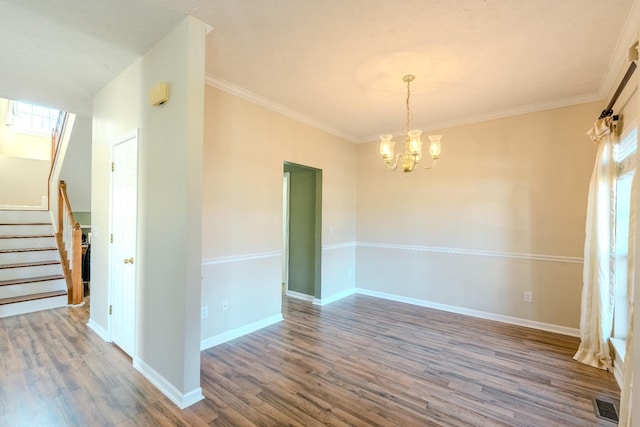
379 74 442 172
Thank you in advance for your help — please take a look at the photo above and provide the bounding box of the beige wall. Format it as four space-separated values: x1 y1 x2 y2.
356 101 601 329
0 156 49 208
92 16 206 407
60 114 92 212
0 98 52 208
201 85 357 342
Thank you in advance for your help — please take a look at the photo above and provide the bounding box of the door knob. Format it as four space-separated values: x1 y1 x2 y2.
123 257 134 264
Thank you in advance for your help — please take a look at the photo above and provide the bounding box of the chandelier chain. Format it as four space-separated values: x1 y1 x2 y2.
405 78 412 134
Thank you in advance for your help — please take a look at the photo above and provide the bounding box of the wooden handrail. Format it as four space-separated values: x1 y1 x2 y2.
57 180 84 305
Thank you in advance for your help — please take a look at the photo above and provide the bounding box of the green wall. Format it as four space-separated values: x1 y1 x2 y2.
74 211 91 226
284 163 322 298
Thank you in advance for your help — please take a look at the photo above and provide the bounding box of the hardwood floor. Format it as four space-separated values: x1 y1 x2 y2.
0 294 619 426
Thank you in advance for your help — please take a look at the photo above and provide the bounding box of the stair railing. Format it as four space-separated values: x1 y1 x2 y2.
51 111 68 168
57 180 83 304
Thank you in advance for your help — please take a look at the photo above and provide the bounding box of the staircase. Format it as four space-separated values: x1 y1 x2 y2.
0 210 67 318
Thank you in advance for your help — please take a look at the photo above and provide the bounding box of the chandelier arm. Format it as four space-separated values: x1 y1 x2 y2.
421 158 438 170
384 153 402 171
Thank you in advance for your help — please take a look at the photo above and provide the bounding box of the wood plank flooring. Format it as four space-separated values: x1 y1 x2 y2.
0 294 619 426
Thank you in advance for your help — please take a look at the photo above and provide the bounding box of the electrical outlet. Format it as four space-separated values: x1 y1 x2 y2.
523 291 533 303
222 300 229 311
201 306 208 319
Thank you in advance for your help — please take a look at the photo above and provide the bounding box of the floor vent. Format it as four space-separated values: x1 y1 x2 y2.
593 398 619 423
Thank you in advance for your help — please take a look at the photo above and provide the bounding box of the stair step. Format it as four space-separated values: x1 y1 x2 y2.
0 234 54 239
0 212 69 318
0 210 51 224
0 290 67 306
0 222 50 225
0 247 58 253
0 275 65 287
0 224 54 236
0 277 66 299
0 260 60 269
0 236 57 250
0 248 60 265
0 262 63 281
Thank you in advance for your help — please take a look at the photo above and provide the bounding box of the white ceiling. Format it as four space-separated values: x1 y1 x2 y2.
1 0 637 142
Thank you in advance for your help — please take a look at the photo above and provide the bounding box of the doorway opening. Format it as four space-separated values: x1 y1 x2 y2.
282 162 322 301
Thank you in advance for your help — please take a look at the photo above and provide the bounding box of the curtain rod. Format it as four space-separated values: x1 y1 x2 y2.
599 61 637 119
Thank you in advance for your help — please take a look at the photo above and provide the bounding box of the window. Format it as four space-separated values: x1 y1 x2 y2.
612 127 637 352
11 101 60 136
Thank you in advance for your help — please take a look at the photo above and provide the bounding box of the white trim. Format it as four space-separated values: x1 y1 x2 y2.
357 242 583 264
0 204 47 210
205 74 358 143
133 357 204 409
206 73 605 146
598 1 640 101
87 318 110 342
286 290 315 302
322 242 357 251
363 93 604 143
200 313 283 351
49 210 56 232
619 118 638 140
313 288 357 306
355 289 580 337
201 251 280 266
610 337 626 388
613 361 624 389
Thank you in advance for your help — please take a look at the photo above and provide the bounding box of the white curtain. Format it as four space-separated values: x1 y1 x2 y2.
573 117 616 371
619 166 636 426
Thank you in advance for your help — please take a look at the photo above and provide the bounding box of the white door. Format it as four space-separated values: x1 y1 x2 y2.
110 134 138 357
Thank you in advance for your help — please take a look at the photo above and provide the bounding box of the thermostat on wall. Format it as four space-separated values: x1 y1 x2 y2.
149 82 169 106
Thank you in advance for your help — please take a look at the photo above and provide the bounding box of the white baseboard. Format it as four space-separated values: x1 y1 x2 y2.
133 357 204 409
286 290 314 301
610 337 626 388
613 358 624 388
0 204 44 210
313 288 357 306
87 318 109 341
200 313 283 351
355 289 580 337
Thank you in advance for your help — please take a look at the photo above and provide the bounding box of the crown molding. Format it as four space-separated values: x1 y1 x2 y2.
204 74 359 143
598 0 640 101
360 91 603 143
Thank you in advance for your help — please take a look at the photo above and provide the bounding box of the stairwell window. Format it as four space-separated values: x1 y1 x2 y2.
10 101 60 136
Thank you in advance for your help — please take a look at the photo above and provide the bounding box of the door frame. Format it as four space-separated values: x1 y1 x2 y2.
108 129 139 357
282 171 291 294
283 162 322 300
